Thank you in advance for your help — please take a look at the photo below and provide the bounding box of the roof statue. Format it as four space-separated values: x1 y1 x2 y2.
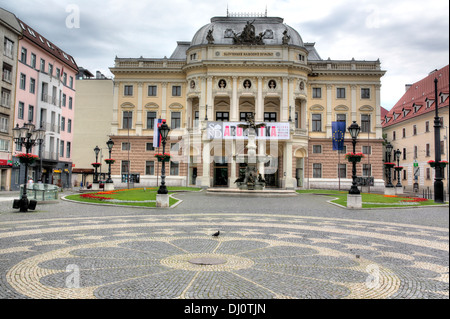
232 20 265 45
282 28 291 45
206 27 214 44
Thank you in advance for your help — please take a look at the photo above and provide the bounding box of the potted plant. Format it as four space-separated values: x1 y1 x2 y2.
439 160 448 168
345 152 365 163
105 158 115 165
384 162 395 168
394 166 403 171
17 153 39 164
91 162 101 168
155 153 171 162
427 160 436 168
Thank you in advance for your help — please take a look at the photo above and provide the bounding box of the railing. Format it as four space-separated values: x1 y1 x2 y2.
310 60 381 71
20 183 58 201
41 93 60 107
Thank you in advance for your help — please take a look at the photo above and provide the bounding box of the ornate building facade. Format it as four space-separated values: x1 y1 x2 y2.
109 14 385 190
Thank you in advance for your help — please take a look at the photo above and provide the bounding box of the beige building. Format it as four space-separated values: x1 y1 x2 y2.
0 7 21 190
108 14 386 190
382 65 449 194
72 68 113 187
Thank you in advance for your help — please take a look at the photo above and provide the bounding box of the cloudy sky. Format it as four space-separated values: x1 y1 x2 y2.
1 0 449 109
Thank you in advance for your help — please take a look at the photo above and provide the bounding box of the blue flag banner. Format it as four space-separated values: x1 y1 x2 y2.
153 119 165 148
332 121 346 151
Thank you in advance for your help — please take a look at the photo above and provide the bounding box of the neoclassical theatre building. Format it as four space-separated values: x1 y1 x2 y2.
109 14 386 190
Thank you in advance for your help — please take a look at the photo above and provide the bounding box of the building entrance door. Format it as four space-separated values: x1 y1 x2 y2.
214 165 228 186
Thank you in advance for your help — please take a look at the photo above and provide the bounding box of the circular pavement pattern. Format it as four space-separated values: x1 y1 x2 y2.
0 208 448 299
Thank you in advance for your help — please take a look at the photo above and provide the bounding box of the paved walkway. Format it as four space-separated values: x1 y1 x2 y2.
0 190 448 299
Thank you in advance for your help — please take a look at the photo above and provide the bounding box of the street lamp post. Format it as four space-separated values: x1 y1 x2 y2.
157 123 170 195
106 138 114 184
433 78 444 203
348 121 361 195
93 145 100 183
12 122 45 212
385 142 394 188
394 149 402 188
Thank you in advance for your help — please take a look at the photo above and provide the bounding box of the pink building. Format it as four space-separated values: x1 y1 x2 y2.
12 18 78 189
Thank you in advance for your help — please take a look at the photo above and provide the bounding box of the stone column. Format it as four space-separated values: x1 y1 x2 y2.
255 76 263 122
207 76 213 120
281 77 288 122
284 141 295 189
375 84 382 139
186 98 192 129
351 85 357 122
228 139 237 188
161 82 167 119
111 82 119 135
231 76 238 121
136 82 143 135
326 84 332 138
201 140 211 188
200 77 206 123
289 78 295 122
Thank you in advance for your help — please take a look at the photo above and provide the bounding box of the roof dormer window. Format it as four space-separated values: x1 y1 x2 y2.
425 98 434 108
28 27 36 37
413 103 422 113
439 92 448 104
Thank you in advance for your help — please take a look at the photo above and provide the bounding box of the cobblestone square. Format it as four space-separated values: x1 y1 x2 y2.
0 191 448 299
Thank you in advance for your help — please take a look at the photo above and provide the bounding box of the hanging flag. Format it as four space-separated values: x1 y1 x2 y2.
332 121 346 151
152 119 166 148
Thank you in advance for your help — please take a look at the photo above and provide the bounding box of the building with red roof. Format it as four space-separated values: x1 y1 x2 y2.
382 65 449 194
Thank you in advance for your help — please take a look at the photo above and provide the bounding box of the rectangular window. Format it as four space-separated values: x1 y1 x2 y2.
402 128 406 138
361 88 370 99
312 114 322 132
172 86 181 96
403 170 407 180
170 161 179 175
20 47 27 63
61 117 65 131
147 112 157 129
62 94 66 107
40 58 45 72
403 148 407 160
0 138 10 151
30 78 36 94
312 87 322 98
0 116 8 133
122 111 132 129
3 37 14 58
30 53 36 68
28 105 34 122
414 145 418 159
413 125 417 135
148 85 157 96
171 112 181 129
60 140 64 158
426 143 431 157
363 164 372 177
240 112 253 121
1 88 11 108
336 113 346 127
124 85 133 96
121 160 130 174
20 73 26 90
69 76 73 89
426 168 431 179
145 161 155 175
146 143 154 151
63 73 67 85
68 97 72 109
339 145 347 154
216 112 229 121
362 145 371 155
122 142 130 151
48 63 53 76
336 88 346 99
2 62 12 83
18 102 24 119
361 114 371 133
425 121 430 132
264 112 277 122
66 142 71 158
67 119 72 133
312 145 322 154
338 163 347 179
313 163 322 178
393 131 396 140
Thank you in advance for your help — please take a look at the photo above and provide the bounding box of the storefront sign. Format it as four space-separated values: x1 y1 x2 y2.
207 122 290 140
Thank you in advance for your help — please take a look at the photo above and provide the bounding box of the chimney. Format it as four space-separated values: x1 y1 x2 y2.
405 84 412 92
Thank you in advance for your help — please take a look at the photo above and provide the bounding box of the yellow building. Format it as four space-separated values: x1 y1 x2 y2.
382 65 449 195
109 14 386 190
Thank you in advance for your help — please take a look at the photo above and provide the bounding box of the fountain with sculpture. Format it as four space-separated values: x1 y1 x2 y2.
234 113 270 190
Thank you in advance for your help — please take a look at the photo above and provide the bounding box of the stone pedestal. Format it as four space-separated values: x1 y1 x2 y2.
395 186 403 195
347 194 362 209
92 182 100 191
104 182 114 191
384 186 396 196
156 194 170 208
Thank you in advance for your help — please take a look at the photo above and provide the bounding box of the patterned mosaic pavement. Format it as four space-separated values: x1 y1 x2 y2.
0 192 448 299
